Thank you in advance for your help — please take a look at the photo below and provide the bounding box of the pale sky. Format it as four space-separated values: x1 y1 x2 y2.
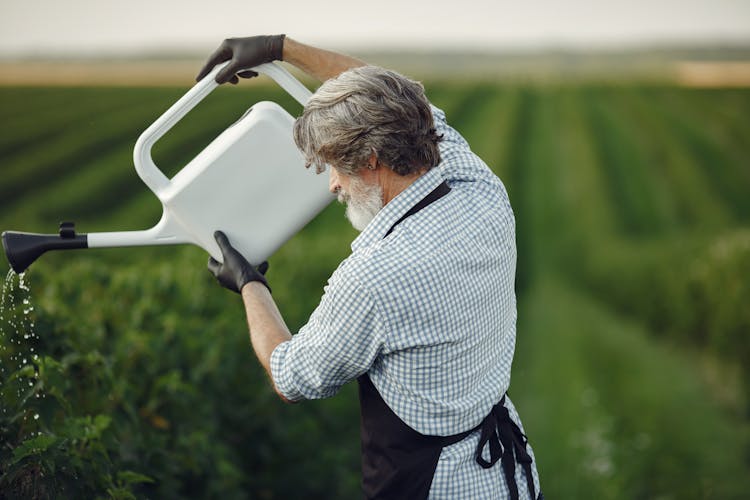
1 0 749 57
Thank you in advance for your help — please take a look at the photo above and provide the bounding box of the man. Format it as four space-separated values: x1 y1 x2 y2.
201 35 542 500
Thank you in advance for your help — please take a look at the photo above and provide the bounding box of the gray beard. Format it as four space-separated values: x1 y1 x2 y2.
338 176 384 232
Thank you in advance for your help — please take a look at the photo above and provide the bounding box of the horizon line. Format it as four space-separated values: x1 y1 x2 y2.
2 39 750 62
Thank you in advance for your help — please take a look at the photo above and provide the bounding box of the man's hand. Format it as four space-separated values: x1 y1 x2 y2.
207 231 270 294
196 35 286 84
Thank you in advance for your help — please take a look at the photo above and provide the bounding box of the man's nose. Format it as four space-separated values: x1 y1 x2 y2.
329 168 341 194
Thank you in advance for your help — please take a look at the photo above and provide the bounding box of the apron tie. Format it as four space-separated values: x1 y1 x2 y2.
475 396 537 500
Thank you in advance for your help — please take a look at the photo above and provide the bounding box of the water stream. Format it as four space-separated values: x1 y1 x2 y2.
1 269 44 431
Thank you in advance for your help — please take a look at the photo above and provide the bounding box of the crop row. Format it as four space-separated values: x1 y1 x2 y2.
651 88 750 222
0 97 167 209
498 85 750 403
0 88 170 161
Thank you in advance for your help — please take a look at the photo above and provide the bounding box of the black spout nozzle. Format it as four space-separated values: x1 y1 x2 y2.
2 227 88 273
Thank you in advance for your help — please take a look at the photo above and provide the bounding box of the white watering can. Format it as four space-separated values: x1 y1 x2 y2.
2 62 333 273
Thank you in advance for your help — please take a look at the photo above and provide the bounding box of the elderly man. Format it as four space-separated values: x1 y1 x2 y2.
201 35 542 500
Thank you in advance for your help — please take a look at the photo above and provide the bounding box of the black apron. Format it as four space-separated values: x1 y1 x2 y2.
357 181 540 500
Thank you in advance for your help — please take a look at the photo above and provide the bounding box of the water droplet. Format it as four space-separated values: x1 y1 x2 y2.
1 270 48 438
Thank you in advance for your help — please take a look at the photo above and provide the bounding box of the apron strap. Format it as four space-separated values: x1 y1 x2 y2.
384 181 451 238
475 396 537 500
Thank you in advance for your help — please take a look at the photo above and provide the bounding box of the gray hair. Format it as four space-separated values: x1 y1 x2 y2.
293 65 442 176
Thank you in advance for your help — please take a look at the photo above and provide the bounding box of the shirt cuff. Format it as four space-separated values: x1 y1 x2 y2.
270 340 305 402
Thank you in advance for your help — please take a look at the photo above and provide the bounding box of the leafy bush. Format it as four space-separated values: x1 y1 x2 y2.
1 248 360 499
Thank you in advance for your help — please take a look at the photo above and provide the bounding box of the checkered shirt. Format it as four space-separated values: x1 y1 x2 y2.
270 104 540 498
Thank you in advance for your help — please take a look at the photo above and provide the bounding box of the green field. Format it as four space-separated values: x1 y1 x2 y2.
1 81 749 498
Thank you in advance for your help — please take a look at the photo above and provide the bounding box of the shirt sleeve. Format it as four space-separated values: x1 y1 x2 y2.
270 266 387 402
430 103 504 192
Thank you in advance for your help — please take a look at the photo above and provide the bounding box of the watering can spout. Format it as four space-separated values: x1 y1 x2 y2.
2 217 194 274
2 223 88 274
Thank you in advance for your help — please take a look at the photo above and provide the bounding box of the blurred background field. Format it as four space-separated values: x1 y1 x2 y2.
1 58 749 498
1 1 750 495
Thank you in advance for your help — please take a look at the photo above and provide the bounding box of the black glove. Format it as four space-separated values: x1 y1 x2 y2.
207 231 271 294
196 35 286 84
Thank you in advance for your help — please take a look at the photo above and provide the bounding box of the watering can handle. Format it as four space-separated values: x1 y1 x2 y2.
133 61 312 195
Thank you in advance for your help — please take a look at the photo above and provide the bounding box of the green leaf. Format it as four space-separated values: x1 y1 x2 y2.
116 470 155 485
10 434 59 465
93 414 112 434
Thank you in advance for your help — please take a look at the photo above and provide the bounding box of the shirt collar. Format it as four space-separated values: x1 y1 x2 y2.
351 167 444 252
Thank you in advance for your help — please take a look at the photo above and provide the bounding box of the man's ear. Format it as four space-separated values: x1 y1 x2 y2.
367 151 378 170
